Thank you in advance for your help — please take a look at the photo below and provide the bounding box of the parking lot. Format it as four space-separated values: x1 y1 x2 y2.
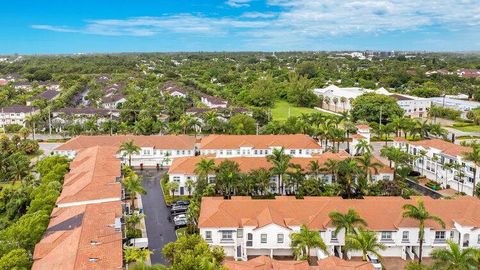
137 169 177 265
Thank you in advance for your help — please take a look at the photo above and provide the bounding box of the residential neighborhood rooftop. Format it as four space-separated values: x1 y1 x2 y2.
200 134 322 150
199 196 480 230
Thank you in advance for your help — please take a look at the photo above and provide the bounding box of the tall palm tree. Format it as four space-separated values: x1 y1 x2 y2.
122 173 146 208
185 179 194 196
249 168 272 195
291 225 327 261
462 142 480 196
166 181 180 199
328 209 368 237
195 158 216 192
356 152 382 183
118 140 141 167
380 146 409 179
355 139 373 156
267 148 292 195
308 160 322 182
340 96 347 112
324 159 339 184
431 240 477 270
402 200 445 265
337 158 362 199
345 228 386 261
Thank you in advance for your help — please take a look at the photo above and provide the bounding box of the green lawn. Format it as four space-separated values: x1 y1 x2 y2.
450 123 480 132
271 100 324 121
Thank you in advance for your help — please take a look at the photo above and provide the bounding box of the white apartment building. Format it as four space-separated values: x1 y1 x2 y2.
53 135 197 167
393 138 477 195
313 85 391 112
427 97 480 119
168 152 393 196
200 134 323 158
0 105 39 127
199 196 480 261
389 94 431 118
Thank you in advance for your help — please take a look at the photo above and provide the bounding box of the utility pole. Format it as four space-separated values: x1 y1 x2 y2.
256 123 259 135
48 107 52 135
32 121 36 140
1 108 4 134
110 110 113 136
379 106 383 126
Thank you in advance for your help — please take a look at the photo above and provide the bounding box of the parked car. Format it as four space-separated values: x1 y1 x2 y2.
173 200 190 207
123 238 149 249
367 254 382 270
174 214 187 228
171 205 188 216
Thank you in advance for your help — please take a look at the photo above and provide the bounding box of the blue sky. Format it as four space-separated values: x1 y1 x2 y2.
1 0 479 54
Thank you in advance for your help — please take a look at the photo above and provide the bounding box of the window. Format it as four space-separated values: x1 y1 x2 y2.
290 149 296 155
227 150 232 155
331 231 338 241
205 231 212 240
477 234 480 244
381 231 392 241
277 234 284 244
435 231 446 240
254 150 258 155
173 176 180 183
261 234 267 243
237 229 243 238
298 149 302 154
221 231 233 240
402 231 409 241
450 231 454 239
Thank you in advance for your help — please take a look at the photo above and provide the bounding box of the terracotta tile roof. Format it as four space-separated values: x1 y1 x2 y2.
224 256 373 270
355 124 370 130
56 146 122 206
32 201 123 270
200 135 322 150
168 152 350 175
350 134 365 139
409 139 471 157
199 196 480 231
55 135 197 151
224 256 311 270
316 256 374 270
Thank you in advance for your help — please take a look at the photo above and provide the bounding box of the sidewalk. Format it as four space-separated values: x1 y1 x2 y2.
135 194 151 266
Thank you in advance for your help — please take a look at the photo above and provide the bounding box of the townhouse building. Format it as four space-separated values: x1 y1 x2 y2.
54 135 197 167
32 146 124 270
26 89 60 106
168 152 393 195
389 94 431 118
200 134 323 158
393 138 476 195
200 94 228 108
199 196 480 262
0 105 39 127
101 93 126 109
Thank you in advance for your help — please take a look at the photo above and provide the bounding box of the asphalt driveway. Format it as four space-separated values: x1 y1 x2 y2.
137 169 176 265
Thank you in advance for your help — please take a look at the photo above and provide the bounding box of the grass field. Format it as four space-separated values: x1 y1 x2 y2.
450 122 480 132
271 100 324 121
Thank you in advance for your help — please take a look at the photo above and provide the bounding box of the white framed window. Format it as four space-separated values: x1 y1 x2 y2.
237 229 243 238
331 231 337 241
226 150 232 155
402 231 409 241
381 231 392 240
221 231 233 240
435 231 446 240
277 234 284 243
477 234 480 244
205 231 212 240
290 149 295 155
261 234 267 243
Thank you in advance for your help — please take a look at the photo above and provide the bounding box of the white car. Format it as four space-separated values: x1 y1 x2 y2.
367 254 382 270
173 214 186 222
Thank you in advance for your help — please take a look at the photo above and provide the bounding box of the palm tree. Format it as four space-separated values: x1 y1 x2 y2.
340 96 347 112
355 139 373 156
308 160 322 182
345 228 386 261
380 146 409 179
328 209 368 237
431 240 477 270
7 153 30 184
337 158 362 199
249 168 271 195
185 179 194 196
332 97 339 112
195 158 216 193
356 152 382 183
324 159 339 183
471 249 480 270
443 162 455 189
267 148 292 195
418 150 428 176
166 181 180 200
291 225 327 261
324 96 331 111
122 173 146 208
462 142 480 196
402 200 445 265
119 140 141 167
124 247 153 266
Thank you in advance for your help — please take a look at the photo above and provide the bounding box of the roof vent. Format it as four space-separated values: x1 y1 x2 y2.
88 258 99 262
90 240 101 245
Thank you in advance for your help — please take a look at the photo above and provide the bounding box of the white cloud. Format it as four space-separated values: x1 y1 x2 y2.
226 0 252 8
32 0 480 48
241 12 276 18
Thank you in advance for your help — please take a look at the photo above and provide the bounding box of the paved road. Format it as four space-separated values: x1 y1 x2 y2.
137 169 176 265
